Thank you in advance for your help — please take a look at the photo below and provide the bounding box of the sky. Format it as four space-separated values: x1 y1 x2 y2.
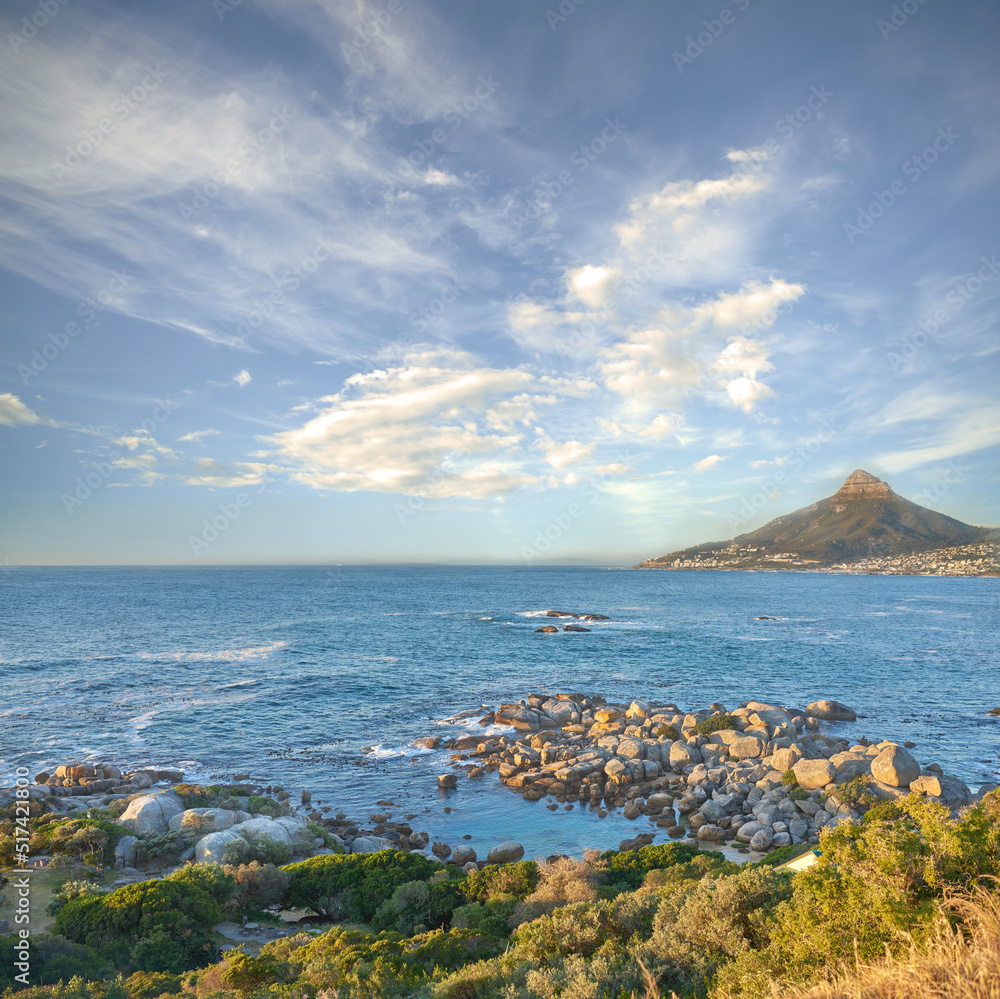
0 0 998 565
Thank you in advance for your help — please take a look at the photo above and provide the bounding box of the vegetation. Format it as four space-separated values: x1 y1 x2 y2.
3 790 999 999
654 724 681 740
691 714 740 736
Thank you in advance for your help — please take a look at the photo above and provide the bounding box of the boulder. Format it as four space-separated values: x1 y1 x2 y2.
452 846 477 865
273 816 317 851
730 736 767 760
699 799 727 824
535 626 559 633
871 745 920 788
626 700 650 722
438 774 458 789
114 835 138 867
697 824 726 842
117 794 184 835
805 700 857 722
168 808 237 836
487 841 525 864
735 821 768 844
432 842 452 859
910 774 972 807
352 836 395 854
669 742 702 768
195 829 247 864
604 758 626 777
750 827 774 852
771 746 804 772
237 817 293 846
617 738 643 760
594 709 622 724
496 706 540 731
792 759 836 790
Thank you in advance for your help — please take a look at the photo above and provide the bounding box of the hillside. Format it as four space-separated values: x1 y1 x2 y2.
636 469 996 571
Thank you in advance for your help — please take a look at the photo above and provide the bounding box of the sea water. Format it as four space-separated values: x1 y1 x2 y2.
1 566 997 858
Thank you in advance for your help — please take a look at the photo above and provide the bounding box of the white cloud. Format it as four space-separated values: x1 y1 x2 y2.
269 346 595 498
0 393 48 427
234 370 252 387
178 429 221 443
185 459 275 488
694 454 726 471
565 264 620 309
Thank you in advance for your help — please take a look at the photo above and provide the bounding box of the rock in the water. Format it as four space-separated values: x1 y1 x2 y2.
452 845 477 865
563 625 591 633
535 626 559 633
792 758 836 790
486 841 525 864
438 774 458 789
697 824 726 842
496 706 540 731
805 699 857 722
432 841 452 859
871 745 920 787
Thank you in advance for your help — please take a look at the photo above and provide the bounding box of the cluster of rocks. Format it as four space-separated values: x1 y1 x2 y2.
534 609 610 634
29 763 184 797
0 763 523 876
431 694 985 853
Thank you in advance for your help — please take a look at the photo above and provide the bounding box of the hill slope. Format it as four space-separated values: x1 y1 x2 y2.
636 469 994 569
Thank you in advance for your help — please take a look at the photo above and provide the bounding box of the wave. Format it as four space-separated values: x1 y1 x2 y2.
136 641 289 663
365 743 436 760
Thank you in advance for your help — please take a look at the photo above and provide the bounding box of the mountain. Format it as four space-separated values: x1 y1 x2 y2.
635 469 994 569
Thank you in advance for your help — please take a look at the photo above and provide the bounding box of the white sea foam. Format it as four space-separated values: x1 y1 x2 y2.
366 744 435 760
137 641 288 662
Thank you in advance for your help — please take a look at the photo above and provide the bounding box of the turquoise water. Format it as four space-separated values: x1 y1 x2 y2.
1 566 998 857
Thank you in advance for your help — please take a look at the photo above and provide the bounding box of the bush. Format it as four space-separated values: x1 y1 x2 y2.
55 878 222 972
41 818 126 865
220 836 292 867
0 934 114 989
164 863 236 905
47 880 108 917
123 970 183 999
223 861 291 914
220 949 291 993
600 842 699 890
247 796 287 818
511 857 598 926
460 861 539 904
692 714 740 736
654 724 681 739
788 786 809 801
282 850 439 921
781 769 798 786
371 879 431 935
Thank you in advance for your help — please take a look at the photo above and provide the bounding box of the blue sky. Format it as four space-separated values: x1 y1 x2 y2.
1 0 998 565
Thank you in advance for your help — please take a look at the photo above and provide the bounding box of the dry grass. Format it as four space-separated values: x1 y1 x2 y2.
777 885 1000 999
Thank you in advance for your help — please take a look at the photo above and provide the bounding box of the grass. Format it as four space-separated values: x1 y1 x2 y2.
0 865 86 934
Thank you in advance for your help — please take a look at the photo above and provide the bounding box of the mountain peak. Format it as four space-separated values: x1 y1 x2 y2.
833 468 896 500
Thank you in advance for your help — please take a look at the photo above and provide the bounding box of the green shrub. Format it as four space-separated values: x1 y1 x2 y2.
692 714 740 736
223 861 291 914
837 775 879 812
220 949 291 993
655 724 681 739
282 850 439 921
460 861 539 903
46 880 108 916
124 970 183 999
781 769 798 786
0 934 114 989
788 786 809 800
55 878 222 972
599 842 699 890
247 796 287 818
40 818 126 865
164 863 236 905
171 785 219 809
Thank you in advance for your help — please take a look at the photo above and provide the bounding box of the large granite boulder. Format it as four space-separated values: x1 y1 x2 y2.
195 829 247 864
496 705 540 732
617 738 643 760
273 816 316 851
487 841 525 864
792 758 836 790
114 835 138 867
910 773 973 807
669 742 702 768
805 700 857 722
168 808 237 836
117 793 185 835
730 736 767 760
237 817 293 846
871 745 920 787
352 836 395 854
771 746 804 771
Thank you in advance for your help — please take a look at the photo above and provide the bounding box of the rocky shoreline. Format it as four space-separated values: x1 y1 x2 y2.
422 692 995 857
4 692 995 878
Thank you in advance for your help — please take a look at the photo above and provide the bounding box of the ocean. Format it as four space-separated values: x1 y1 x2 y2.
1 565 998 858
